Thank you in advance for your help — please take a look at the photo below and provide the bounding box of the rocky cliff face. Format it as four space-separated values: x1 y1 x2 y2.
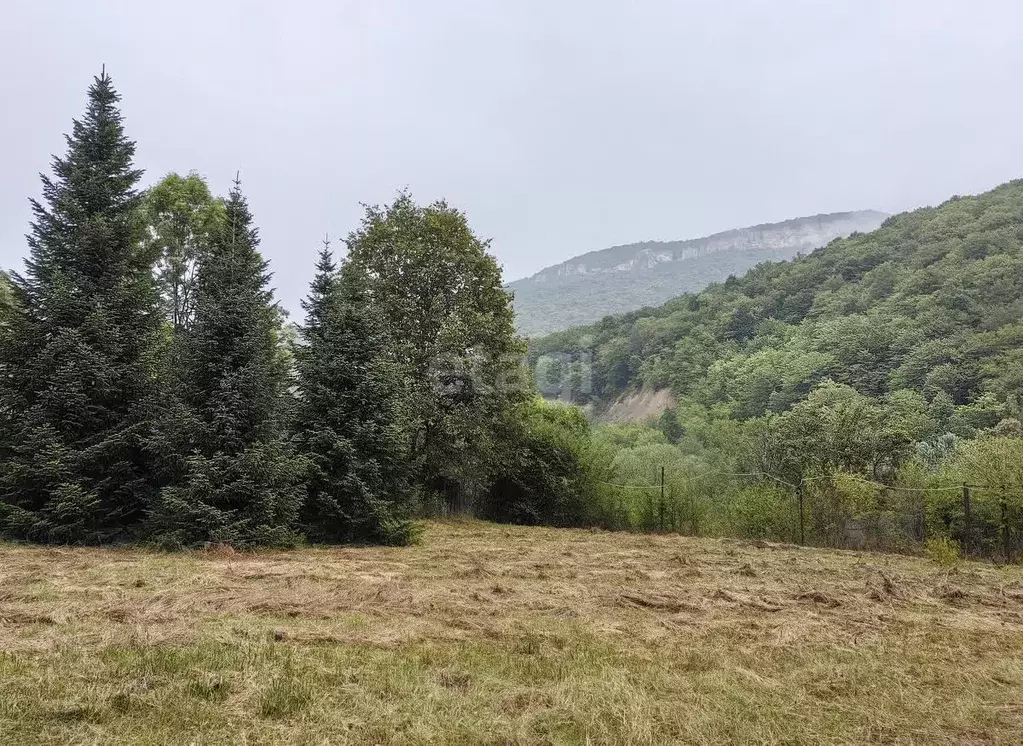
510 210 888 337
527 211 888 284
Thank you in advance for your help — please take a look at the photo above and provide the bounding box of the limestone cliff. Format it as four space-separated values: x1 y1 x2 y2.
510 210 887 336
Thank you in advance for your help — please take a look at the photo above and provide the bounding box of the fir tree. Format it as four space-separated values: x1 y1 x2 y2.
147 178 302 547
294 241 416 545
301 236 338 341
0 72 163 543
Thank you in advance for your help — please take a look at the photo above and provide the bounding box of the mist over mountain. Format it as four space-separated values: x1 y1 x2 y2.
509 210 888 336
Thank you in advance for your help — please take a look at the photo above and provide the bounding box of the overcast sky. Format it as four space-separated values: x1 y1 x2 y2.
3 0 1023 314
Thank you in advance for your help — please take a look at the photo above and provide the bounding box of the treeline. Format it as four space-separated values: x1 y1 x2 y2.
520 178 1023 556
6 73 1022 555
0 73 571 547
557 387 1023 559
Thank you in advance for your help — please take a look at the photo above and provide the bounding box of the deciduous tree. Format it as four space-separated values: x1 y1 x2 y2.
142 172 224 332
345 194 527 497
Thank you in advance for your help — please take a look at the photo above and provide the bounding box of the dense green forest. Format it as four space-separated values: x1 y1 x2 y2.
529 182 1023 425
522 182 1023 558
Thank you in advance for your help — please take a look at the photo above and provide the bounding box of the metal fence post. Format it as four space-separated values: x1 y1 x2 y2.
797 481 806 546
1002 492 1011 563
962 484 972 557
659 466 665 531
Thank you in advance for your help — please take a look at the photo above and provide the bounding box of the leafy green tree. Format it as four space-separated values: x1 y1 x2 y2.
591 422 668 450
658 408 684 443
943 436 1023 557
665 331 719 395
147 179 302 547
948 392 1006 437
884 389 937 442
609 443 693 485
345 193 527 495
533 354 564 397
568 360 593 404
928 391 956 431
596 337 633 391
949 437 1023 495
142 172 224 332
0 72 163 543
293 241 416 545
605 442 710 531
764 381 913 483
722 300 758 342
811 314 910 397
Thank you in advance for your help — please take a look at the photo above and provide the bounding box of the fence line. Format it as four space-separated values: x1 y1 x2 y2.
592 467 1020 561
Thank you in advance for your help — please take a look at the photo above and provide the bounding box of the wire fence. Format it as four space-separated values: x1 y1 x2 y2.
590 469 1022 562
420 467 1022 562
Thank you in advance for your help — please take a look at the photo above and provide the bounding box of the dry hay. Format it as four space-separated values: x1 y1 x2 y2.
1 521 1022 743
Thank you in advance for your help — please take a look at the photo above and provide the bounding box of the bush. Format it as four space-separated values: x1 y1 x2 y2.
483 400 600 526
925 536 961 567
728 486 799 542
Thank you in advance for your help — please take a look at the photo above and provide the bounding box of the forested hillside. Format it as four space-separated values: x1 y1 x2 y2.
510 210 886 336
529 181 1023 430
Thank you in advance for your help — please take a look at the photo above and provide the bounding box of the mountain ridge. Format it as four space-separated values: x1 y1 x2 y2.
510 209 888 336
522 210 890 282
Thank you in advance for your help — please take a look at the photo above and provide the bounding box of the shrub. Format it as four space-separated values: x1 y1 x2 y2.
728 486 799 542
925 536 961 567
483 400 600 526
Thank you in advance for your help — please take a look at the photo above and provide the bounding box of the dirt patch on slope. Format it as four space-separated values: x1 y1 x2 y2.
600 387 675 423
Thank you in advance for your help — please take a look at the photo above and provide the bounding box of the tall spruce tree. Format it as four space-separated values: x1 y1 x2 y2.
293 240 415 545
0 72 163 543
147 179 302 547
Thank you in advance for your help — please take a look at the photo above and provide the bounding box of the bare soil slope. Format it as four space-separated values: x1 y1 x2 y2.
600 387 676 423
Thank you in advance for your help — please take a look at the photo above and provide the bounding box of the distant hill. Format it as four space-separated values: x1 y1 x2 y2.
527 180 1023 429
509 210 888 336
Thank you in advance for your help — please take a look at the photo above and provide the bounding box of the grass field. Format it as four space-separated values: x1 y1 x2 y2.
1 521 1022 744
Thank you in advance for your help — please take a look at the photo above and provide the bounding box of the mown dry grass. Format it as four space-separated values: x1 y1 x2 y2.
1 520 1022 744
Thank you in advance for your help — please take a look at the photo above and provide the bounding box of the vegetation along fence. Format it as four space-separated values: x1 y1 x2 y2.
588 469 1021 562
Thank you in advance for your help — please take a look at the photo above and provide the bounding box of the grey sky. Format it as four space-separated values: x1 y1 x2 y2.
3 0 1023 316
